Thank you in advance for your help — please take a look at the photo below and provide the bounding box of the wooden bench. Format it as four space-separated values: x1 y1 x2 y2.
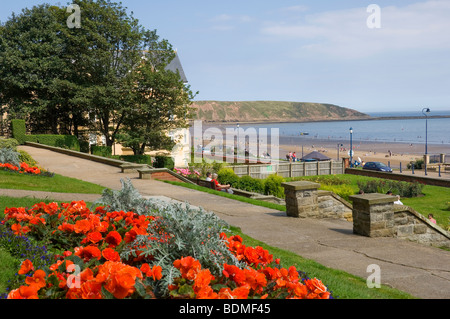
196 179 217 190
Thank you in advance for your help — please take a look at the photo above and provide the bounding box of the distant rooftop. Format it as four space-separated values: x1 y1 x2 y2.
165 52 188 83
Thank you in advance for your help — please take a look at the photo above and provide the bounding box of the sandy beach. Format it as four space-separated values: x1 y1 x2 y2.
278 137 450 168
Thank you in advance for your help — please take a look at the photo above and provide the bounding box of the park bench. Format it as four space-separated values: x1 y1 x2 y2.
196 179 217 190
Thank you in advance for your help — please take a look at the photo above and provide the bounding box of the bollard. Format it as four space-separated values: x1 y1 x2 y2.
425 163 427 176
412 163 414 174
400 162 402 173
439 165 441 177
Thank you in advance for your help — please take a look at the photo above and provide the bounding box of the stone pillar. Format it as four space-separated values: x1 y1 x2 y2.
281 181 320 218
349 193 396 237
424 154 430 165
440 154 445 164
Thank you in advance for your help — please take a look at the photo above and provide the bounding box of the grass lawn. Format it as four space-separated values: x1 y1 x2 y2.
161 179 287 212
0 248 19 295
0 170 106 195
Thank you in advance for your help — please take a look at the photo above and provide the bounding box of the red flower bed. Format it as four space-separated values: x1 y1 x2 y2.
2 201 331 299
0 162 42 175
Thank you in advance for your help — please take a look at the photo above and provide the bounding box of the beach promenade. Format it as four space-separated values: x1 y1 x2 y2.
3 145 450 299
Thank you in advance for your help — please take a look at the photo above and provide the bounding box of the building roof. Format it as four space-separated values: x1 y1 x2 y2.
166 52 188 83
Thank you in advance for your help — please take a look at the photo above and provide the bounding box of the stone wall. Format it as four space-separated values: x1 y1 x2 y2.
349 193 450 248
393 206 450 248
281 181 352 220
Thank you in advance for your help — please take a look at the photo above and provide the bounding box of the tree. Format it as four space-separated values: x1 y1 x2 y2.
0 4 88 135
0 0 194 149
117 51 196 155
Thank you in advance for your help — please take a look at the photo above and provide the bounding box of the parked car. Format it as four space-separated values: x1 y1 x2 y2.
362 161 393 173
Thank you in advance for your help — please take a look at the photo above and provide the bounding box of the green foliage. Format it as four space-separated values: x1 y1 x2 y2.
188 160 225 178
357 179 424 198
0 223 55 295
264 174 285 198
320 184 355 201
9 119 80 151
0 138 19 150
153 156 174 170
27 134 80 151
407 159 424 169
91 145 112 157
236 175 265 194
94 178 242 297
0 147 21 167
10 120 26 145
125 201 242 297
116 155 152 165
217 168 240 186
17 150 37 167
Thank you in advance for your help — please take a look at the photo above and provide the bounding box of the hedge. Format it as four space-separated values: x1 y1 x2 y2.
153 156 174 170
10 120 26 145
91 145 112 157
11 119 80 151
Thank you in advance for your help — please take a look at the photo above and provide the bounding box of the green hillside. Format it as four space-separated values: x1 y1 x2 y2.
191 101 370 123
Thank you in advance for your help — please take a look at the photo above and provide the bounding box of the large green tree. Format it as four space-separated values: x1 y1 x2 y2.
0 4 86 135
0 0 194 148
117 49 196 155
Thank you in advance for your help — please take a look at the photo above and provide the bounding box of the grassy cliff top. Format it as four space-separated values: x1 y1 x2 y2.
190 101 370 123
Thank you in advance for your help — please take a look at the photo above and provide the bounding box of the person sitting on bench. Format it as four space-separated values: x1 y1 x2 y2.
211 173 233 194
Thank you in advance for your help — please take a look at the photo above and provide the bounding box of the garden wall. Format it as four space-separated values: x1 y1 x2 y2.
349 193 450 248
281 181 352 221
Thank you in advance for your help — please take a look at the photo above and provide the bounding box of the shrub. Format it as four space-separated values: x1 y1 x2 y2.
217 168 239 187
91 145 112 157
0 148 20 167
0 138 19 150
31 135 80 151
264 174 285 198
357 179 424 198
188 160 225 178
320 184 354 201
17 150 37 167
10 120 26 145
153 156 174 170
118 155 152 165
407 159 424 169
236 175 265 194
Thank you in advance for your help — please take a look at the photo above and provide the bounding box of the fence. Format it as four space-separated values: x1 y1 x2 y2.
225 160 344 179
429 154 449 164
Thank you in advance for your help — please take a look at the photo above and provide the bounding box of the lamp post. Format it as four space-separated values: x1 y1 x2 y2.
422 108 430 155
422 108 430 176
337 143 343 161
236 123 240 156
349 128 353 166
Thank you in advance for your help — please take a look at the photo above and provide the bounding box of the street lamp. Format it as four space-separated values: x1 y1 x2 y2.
236 123 240 156
349 128 353 166
337 143 343 161
422 108 430 155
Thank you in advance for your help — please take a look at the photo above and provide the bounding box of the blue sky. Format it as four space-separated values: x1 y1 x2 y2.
1 1 450 113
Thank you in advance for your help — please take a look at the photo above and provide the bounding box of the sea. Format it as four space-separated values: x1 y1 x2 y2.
202 111 450 146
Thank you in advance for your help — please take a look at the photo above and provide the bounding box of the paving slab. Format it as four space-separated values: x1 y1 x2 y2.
2 145 448 299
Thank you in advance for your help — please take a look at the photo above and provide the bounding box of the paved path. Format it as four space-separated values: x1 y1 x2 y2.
2 146 449 299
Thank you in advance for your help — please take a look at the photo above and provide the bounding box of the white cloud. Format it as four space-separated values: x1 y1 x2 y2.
261 0 450 59
208 14 254 31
